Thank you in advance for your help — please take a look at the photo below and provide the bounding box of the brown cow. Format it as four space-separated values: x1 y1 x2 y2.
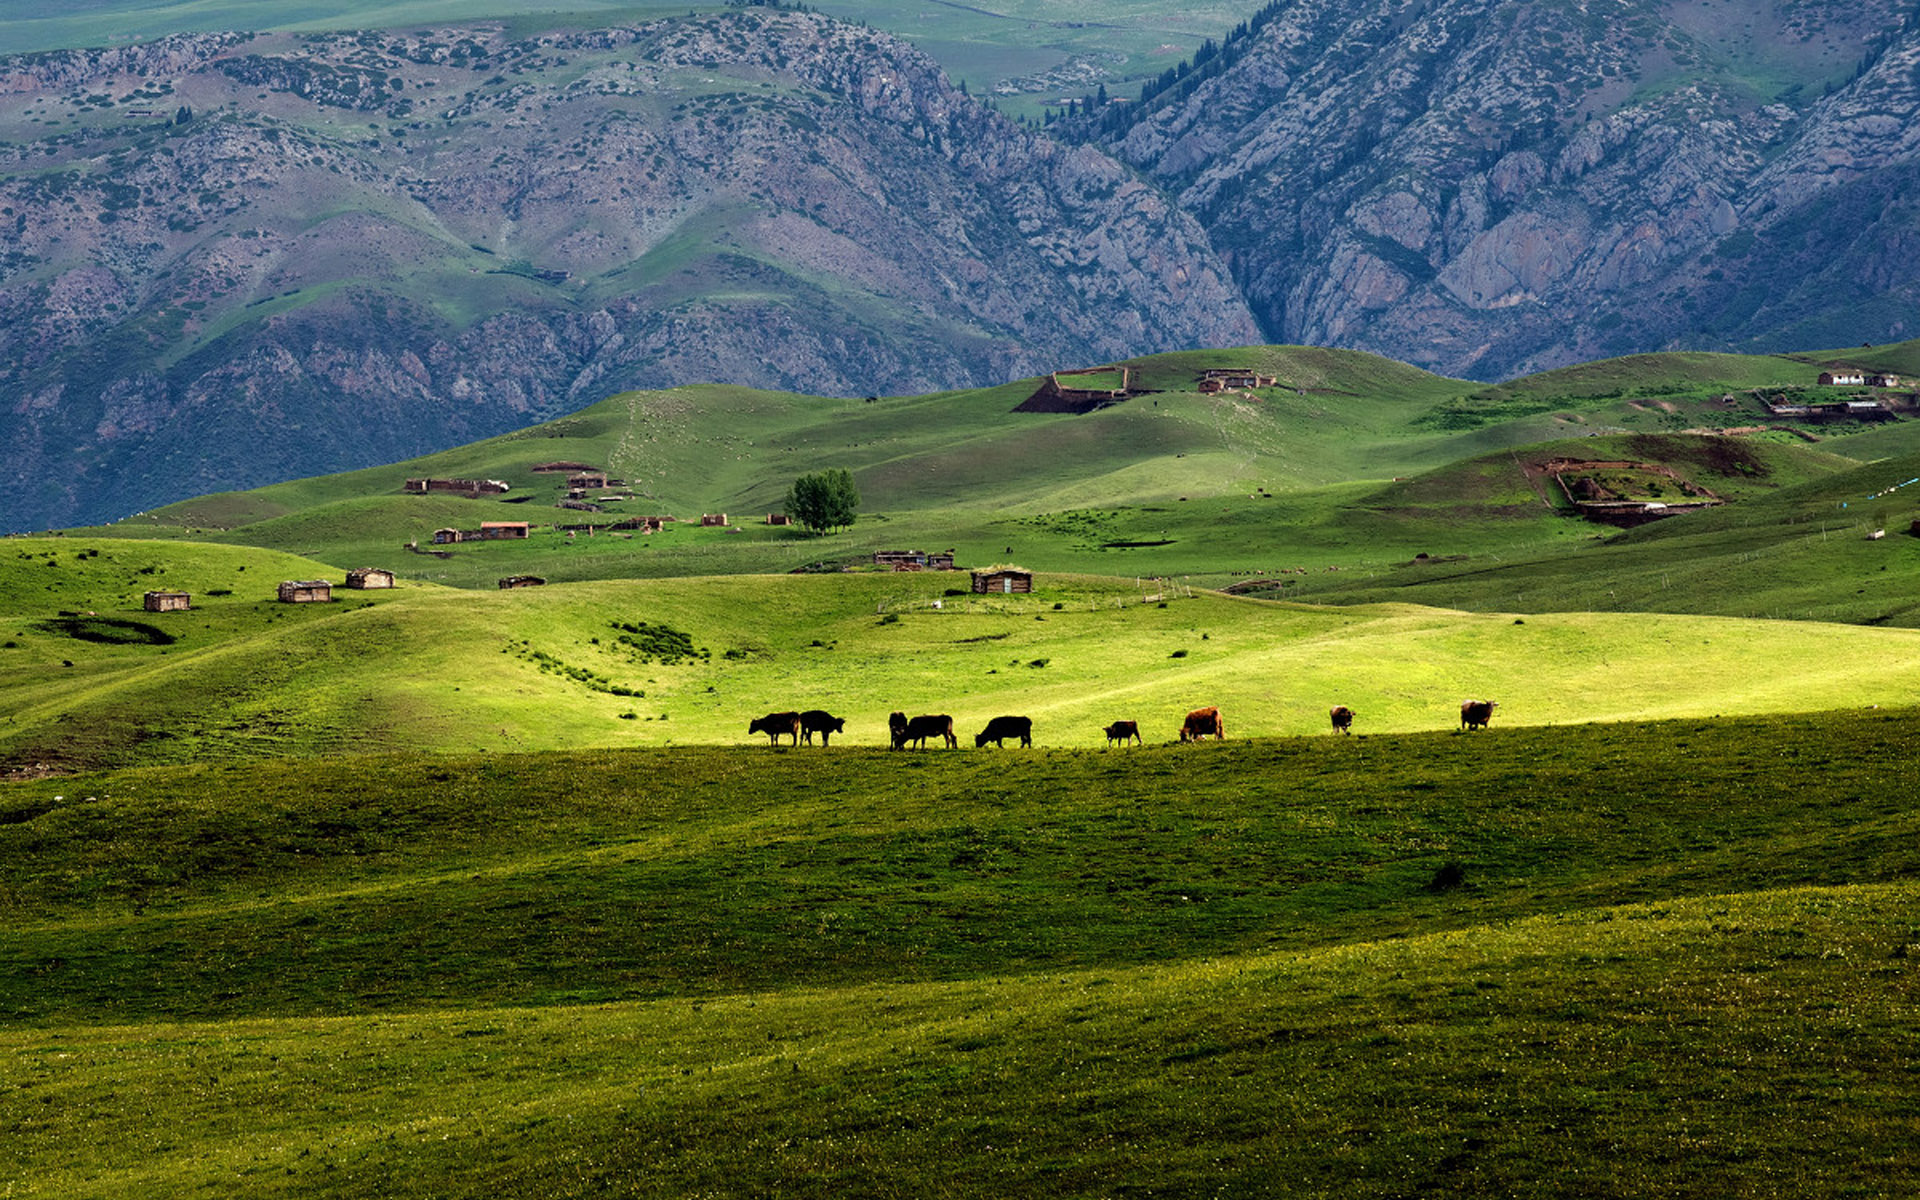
1179 706 1224 742
799 710 845 746
1459 699 1498 731
1330 705 1354 735
895 714 956 750
1104 719 1141 746
749 711 801 746
974 715 1032 748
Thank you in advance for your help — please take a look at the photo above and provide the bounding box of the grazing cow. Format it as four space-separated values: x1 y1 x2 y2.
887 710 909 749
1104 719 1141 746
748 711 801 746
1459 699 1499 731
1179 706 1224 742
1330 705 1355 735
895 714 957 750
799 709 845 746
974 715 1032 748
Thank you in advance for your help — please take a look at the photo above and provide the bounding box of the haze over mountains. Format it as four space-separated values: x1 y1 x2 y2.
4 1 1920 531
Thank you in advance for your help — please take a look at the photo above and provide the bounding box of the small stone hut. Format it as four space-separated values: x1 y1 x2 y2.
971 566 1033 595
479 521 531 540
345 567 395 589
701 513 730 527
278 580 332 603
143 590 190 613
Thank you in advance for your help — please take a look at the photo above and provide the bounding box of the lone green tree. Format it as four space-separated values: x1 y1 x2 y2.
785 467 860 533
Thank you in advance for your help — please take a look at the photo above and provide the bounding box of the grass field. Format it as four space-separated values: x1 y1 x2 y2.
8 547 1920 773
10 342 1920 1195
5 711 1919 1196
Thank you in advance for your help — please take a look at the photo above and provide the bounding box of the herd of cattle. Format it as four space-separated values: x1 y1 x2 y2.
746 699 1501 747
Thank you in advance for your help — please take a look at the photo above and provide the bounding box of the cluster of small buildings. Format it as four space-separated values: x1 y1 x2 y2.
431 522 530 544
1196 367 1278 392
404 477 510 497
874 549 957 571
1817 370 1903 387
140 568 396 612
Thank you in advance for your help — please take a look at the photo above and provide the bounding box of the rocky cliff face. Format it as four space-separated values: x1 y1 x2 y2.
0 12 1258 530
1096 0 1920 380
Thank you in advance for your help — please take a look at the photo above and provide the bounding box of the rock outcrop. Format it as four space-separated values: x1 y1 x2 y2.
1096 0 1920 380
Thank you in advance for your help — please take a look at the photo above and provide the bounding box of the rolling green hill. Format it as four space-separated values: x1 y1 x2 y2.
5 712 1918 1196
10 342 1920 1197
88 343 1903 595
8 546 1920 774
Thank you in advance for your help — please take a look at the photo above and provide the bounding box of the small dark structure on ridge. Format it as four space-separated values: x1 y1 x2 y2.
1016 366 1134 414
971 566 1033 594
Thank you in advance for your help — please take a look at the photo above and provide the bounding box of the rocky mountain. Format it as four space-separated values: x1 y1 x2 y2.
0 11 1258 531
1089 0 1920 381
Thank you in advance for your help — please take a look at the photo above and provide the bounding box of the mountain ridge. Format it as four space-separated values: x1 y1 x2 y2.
0 11 1256 531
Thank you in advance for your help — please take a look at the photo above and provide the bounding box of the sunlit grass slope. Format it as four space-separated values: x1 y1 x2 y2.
1295 448 1920 624
8 548 1920 772
90 342 1890 593
5 709 1918 1196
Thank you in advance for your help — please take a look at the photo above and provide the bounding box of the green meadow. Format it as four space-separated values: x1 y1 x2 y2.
10 340 1920 1195
5 714 1920 1196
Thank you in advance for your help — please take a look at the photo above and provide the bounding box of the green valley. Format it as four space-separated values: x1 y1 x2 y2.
7 340 1920 1197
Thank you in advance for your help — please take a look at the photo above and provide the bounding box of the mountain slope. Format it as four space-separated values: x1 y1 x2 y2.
0 11 1257 532
1091 0 1920 381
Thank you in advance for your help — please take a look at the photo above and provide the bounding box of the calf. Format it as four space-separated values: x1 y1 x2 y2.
974 715 1032 748
1459 699 1499 732
748 711 801 746
1330 705 1355 735
895 714 956 750
1104 719 1141 746
887 710 908 750
799 709 845 746
1179 706 1224 742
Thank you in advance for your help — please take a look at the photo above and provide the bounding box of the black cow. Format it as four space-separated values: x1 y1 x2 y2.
974 715 1032 748
895 714 956 750
1330 705 1355 735
749 711 801 745
799 709 845 746
1104 719 1141 746
887 710 908 750
1459 699 1499 731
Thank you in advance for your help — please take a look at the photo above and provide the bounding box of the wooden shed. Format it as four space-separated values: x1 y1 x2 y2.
498 575 547 589
766 513 793 526
700 514 729 527
431 527 462 545
345 567 395 589
277 580 332 603
971 566 1033 595
143 590 190 613
479 521 530 540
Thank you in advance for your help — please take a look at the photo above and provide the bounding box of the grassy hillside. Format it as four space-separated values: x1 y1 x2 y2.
8 546 1920 774
87 343 1899 596
4 711 1918 1195
1294 447 1920 623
